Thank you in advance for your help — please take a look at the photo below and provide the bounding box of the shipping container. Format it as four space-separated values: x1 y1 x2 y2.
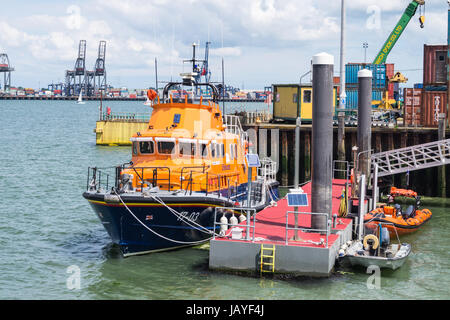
424 85 447 91
386 63 395 80
272 84 337 122
345 63 388 89
404 88 423 127
333 76 340 85
422 90 448 127
345 89 384 110
423 44 448 86
388 83 394 99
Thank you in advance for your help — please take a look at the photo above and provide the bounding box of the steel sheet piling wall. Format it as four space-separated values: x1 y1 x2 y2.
357 69 372 181
311 53 334 230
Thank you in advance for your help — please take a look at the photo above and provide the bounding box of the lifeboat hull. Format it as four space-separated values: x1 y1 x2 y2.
83 182 278 256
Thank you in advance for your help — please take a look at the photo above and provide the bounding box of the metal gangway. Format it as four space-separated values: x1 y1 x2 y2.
371 138 450 177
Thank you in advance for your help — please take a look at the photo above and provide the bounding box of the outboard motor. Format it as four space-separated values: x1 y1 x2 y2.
380 227 390 248
378 226 390 256
403 205 415 219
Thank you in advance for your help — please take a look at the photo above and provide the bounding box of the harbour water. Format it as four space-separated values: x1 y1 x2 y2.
0 100 449 300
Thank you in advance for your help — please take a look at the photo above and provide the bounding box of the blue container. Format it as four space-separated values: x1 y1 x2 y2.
414 83 423 89
345 63 387 89
425 85 447 91
344 89 384 109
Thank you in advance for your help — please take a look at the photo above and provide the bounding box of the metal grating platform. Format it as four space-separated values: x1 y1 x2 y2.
371 138 450 177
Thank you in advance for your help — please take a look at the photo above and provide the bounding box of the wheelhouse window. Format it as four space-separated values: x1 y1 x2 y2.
157 141 175 155
179 142 196 157
215 144 221 158
211 143 216 158
132 142 138 155
230 144 236 160
139 141 154 154
200 143 208 158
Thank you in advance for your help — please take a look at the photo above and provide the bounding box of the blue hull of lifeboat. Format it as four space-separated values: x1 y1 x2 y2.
83 183 279 256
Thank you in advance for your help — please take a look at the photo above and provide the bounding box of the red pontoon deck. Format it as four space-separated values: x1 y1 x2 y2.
209 179 354 277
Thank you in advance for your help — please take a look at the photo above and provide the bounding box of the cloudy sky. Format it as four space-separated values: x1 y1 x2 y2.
0 0 448 90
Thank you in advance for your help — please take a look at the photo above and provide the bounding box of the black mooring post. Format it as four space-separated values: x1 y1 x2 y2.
311 53 334 231
357 69 372 182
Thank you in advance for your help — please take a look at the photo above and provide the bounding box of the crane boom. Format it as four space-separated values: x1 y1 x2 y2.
373 0 425 65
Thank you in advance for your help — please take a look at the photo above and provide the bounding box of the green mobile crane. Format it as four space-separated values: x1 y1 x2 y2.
373 0 425 64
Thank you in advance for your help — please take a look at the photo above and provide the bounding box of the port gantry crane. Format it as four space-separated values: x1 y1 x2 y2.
0 53 14 91
65 40 87 96
94 40 107 94
373 0 425 65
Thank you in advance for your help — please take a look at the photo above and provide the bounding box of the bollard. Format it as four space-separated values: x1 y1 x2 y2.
357 69 372 182
311 52 334 230
294 117 301 188
337 112 346 179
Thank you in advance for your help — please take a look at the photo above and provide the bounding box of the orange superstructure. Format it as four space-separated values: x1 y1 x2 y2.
122 92 255 194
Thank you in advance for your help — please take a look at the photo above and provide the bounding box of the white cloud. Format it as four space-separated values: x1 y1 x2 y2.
210 47 242 57
0 0 447 88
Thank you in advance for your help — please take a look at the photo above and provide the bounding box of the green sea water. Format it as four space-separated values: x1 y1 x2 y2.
0 100 448 300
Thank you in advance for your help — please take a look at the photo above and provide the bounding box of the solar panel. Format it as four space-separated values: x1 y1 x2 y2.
287 193 308 207
246 154 261 167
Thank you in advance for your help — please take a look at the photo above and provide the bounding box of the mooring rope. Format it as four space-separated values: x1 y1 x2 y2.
148 194 217 236
114 189 214 245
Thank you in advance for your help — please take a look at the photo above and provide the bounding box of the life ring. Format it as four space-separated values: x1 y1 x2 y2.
147 89 158 101
363 234 379 250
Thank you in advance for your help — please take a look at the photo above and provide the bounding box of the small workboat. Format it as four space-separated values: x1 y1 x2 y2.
340 223 411 270
364 187 432 236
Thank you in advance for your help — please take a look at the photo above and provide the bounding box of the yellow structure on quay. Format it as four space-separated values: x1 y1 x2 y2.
94 113 150 146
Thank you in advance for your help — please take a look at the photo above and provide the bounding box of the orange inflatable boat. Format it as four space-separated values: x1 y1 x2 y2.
364 187 432 236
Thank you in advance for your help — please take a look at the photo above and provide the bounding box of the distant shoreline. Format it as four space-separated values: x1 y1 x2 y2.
0 96 265 103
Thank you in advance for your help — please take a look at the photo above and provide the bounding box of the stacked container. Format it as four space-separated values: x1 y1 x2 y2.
422 44 448 127
422 91 448 127
403 88 423 126
344 63 393 110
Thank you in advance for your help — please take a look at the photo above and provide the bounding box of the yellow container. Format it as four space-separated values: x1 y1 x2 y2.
273 84 337 122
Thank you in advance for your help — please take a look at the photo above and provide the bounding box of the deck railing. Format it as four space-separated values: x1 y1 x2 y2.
332 160 350 180
86 164 243 200
285 211 331 248
100 112 150 122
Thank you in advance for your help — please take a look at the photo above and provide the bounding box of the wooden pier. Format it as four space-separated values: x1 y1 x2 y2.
243 122 450 198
